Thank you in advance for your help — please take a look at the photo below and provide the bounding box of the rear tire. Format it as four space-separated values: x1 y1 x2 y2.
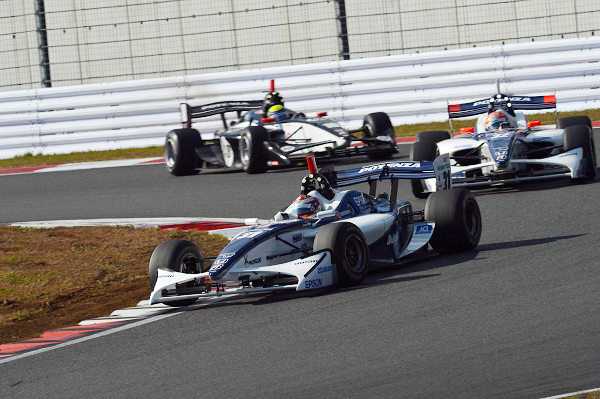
416 130 451 143
240 126 268 174
313 222 369 287
557 116 592 130
563 125 597 181
363 112 396 161
425 189 482 252
409 141 438 199
165 129 202 176
149 240 204 307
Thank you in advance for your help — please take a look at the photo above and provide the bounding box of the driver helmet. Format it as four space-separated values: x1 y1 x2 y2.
263 91 283 114
484 110 515 131
267 104 286 122
288 195 321 219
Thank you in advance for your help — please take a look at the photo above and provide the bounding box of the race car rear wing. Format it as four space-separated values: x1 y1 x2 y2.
316 154 451 205
447 94 556 119
180 100 263 128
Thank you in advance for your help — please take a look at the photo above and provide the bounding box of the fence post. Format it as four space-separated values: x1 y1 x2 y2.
34 0 52 88
334 0 350 60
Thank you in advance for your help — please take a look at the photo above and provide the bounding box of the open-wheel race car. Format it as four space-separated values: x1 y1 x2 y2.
164 80 398 176
149 154 482 306
409 93 597 198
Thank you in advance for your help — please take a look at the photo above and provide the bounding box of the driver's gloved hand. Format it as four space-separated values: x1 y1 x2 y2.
273 211 290 222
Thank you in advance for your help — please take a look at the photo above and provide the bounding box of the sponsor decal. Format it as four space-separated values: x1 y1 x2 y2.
292 233 303 243
304 278 322 289
244 255 261 265
266 255 277 260
559 152 576 158
233 228 273 240
415 225 432 234
493 146 509 161
376 136 392 142
200 102 251 110
387 231 401 258
280 145 295 152
158 274 175 278
531 137 551 142
210 258 228 270
317 265 332 274
473 100 490 106
217 252 234 259
294 259 318 265
487 132 511 138
358 162 420 174
336 208 354 218
387 232 398 245
453 144 473 149
354 193 369 207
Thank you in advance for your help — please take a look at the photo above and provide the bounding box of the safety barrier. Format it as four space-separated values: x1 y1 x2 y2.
1 36 599 159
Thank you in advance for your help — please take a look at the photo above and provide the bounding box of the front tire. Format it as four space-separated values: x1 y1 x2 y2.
409 141 438 199
239 126 268 174
563 125 597 181
313 222 369 287
425 189 482 252
165 129 202 176
363 112 396 161
149 240 204 307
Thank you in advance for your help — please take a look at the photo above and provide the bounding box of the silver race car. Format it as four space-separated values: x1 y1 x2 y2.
149 154 482 306
409 93 597 198
165 81 398 176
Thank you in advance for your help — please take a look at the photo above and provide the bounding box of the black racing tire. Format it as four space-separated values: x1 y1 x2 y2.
425 188 482 253
313 222 369 287
164 129 202 176
363 112 396 161
563 125 597 181
409 141 439 199
149 240 203 307
239 126 268 174
416 130 451 143
557 116 592 130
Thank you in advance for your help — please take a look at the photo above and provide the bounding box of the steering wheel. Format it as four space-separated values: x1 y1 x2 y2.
301 173 334 200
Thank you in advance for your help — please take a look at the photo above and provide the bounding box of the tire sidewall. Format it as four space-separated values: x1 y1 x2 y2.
563 125 597 180
363 112 396 160
240 126 268 174
149 240 202 290
425 189 482 252
313 223 369 286
164 129 201 176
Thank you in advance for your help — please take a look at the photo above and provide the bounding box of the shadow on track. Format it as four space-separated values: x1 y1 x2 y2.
180 233 584 311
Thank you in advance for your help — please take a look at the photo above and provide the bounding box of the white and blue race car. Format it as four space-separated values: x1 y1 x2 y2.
410 93 597 198
149 154 482 306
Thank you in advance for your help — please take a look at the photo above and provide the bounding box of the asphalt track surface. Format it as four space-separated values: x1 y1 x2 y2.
1 132 600 398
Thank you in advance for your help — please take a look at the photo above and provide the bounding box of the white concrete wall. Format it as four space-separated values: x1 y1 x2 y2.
1 36 598 159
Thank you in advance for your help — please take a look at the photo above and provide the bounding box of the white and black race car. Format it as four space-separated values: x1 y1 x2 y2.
149 154 482 306
164 81 398 176
409 93 597 197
